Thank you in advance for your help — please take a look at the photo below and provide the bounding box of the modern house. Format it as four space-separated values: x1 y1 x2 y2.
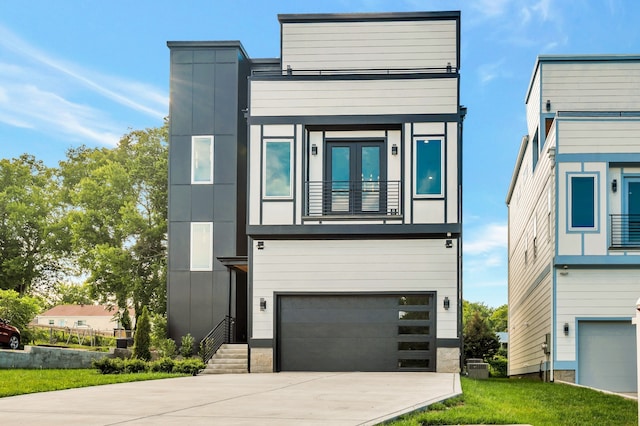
167 11 465 373
506 55 640 392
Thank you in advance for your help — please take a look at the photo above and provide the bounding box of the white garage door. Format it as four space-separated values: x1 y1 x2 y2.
578 320 637 393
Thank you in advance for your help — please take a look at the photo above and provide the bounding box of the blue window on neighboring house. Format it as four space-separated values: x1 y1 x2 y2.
414 138 443 196
264 140 292 198
571 176 595 228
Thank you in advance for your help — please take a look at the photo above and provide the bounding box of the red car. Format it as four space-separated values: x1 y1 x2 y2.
0 319 20 350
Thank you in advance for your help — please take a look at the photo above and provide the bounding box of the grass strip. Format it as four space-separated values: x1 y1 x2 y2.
0 369 186 398
393 377 637 426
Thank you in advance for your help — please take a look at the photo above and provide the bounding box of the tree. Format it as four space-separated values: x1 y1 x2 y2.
133 306 151 361
463 311 500 360
53 283 95 306
462 300 493 327
0 155 65 294
60 123 168 318
0 289 44 344
489 304 508 332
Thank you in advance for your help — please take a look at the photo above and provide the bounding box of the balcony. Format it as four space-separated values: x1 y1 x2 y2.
304 180 402 220
610 214 640 248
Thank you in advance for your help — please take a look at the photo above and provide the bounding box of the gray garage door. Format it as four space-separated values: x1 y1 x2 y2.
277 294 435 372
578 320 637 392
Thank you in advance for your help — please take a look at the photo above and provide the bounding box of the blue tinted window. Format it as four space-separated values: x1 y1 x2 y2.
415 139 442 195
571 176 595 228
265 141 291 197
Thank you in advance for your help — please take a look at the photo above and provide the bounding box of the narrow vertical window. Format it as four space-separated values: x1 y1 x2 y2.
190 222 213 271
570 176 595 229
192 136 213 184
264 140 292 198
414 138 443 197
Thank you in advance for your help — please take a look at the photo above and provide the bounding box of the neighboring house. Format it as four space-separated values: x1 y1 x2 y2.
506 55 640 393
497 332 508 351
34 305 133 332
167 11 465 373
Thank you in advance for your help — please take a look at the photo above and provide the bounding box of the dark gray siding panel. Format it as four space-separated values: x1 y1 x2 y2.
169 222 190 271
169 185 191 221
194 50 216 63
170 63 193 136
192 63 216 135
168 271 190 338
213 184 237 221
213 222 237 266
171 50 193 64
216 49 237 63
169 135 190 185
214 63 238 135
214 135 238 184
190 272 215 338
190 185 214 222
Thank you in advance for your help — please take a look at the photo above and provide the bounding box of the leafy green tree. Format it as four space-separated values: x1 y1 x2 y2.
133 306 151 361
490 304 508 332
462 300 493 327
463 311 500 361
0 289 45 344
121 308 132 330
0 155 65 294
53 283 95 306
60 123 168 318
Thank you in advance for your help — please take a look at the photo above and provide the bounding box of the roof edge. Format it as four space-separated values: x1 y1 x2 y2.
278 11 460 23
167 40 249 58
505 135 529 205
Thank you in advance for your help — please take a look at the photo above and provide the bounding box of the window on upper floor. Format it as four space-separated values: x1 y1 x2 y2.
569 175 597 230
531 129 539 171
414 138 443 197
192 136 214 184
190 222 213 271
264 140 293 198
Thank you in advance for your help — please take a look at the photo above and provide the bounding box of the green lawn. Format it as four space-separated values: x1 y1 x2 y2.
0 369 186 398
393 377 638 426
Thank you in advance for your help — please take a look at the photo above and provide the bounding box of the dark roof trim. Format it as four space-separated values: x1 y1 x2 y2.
167 40 250 59
247 223 461 238
278 11 460 23
505 135 529 205
217 256 248 272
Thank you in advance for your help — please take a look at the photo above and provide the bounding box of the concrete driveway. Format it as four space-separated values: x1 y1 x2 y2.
0 371 461 425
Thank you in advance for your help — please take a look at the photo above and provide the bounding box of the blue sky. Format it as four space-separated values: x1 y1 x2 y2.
1 0 638 307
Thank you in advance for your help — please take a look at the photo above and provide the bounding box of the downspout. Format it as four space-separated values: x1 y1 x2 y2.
458 106 467 372
548 145 556 382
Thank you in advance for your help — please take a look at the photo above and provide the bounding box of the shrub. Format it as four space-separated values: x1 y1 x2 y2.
173 358 205 375
180 333 195 358
150 313 168 349
93 357 124 374
124 358 148 373
157 338 177 359
150 357 175 373
488 355 508 378
133 306 151 361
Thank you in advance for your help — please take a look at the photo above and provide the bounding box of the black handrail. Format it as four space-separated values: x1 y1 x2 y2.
199 316 235 363
610 214 640 248
305 180 401 217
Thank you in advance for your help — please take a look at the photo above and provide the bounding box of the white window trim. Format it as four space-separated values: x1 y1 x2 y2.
262 139 294 199
567 172 599 232
190 222 213 271
413 137 445 198
191 135 214 184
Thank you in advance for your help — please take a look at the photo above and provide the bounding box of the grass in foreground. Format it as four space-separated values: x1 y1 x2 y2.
393 377 638 426
0 369 187 398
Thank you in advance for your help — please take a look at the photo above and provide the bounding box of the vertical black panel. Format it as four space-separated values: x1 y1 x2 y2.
191 185 214 222
213 221 236 266
168 222 190 271
192 63 216 135
214 63 238 135
213 184 237 222
167 271 190 338
169 135 191 185
214 135 237 184
169 185 191 221
190 272 215 338
170 63 193 136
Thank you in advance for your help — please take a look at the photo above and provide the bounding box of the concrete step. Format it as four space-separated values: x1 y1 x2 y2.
208 358 248 365
200 343 248 375
200 368 249 374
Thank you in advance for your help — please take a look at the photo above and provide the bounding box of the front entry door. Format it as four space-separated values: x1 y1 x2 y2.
625 178 640 245
326 141 386 214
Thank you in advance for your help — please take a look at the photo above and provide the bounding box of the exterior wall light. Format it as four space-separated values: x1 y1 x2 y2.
311 144 318 155
257 241 264 250
546 99 551 112
443 296 450 310
612 179 617 192
391 144 398 155
260 298 267 311
563 323 569 336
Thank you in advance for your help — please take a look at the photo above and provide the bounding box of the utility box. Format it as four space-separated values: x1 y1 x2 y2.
467 361 489 379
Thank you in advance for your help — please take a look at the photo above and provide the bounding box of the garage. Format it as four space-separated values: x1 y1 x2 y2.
577 320 637 392
277 293 435 372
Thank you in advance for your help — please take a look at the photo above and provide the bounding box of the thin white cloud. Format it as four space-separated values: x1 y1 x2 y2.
478 59 508 85
472 0 511 18
464 223 508 255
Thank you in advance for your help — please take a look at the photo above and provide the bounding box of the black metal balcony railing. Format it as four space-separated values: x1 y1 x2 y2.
610 214 640 248
304 180 401 218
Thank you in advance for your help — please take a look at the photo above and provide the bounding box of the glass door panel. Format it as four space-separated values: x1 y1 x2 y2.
331 146 350 212
361 146 380 212
628 180 640 244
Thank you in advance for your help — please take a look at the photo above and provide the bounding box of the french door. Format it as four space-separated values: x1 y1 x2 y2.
325 141 386 214
626 178 640 244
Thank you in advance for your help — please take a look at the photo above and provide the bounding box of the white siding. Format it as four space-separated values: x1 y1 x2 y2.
446 121 459 224
249 125 262 225
251 239 459 339
556 268 640 362
542 62 640 112
250 78 458 117
557 119 640 154
282 20 457 71
413 200 445 223
526 68 541 138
